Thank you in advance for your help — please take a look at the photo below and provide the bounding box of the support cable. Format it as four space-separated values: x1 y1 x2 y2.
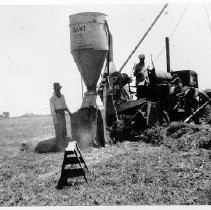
81 76 84 101
204 3 211 34
154 4 188 62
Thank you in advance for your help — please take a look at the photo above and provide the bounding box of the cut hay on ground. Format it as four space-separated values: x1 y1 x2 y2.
0 116 211 205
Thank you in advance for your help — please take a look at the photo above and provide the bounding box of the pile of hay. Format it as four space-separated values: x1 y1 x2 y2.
140 122 211 152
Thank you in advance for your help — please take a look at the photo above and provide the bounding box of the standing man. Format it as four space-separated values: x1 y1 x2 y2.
133 54 150 99
197 90 211 121
50 83 72 148
198 90 210 107
184 87 199 124
133 54 149 86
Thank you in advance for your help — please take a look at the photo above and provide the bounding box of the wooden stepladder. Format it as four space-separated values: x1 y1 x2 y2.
56 141 89 189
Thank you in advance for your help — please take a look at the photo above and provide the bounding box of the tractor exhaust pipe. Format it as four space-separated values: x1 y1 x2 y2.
165 37 171 73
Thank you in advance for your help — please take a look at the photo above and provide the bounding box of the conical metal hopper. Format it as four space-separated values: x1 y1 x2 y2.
69 12 109 101
71 49 107 94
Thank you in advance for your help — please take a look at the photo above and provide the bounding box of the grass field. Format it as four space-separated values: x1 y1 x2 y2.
0 116 211 206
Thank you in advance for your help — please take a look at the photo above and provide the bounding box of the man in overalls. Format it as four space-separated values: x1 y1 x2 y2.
50 83 72 148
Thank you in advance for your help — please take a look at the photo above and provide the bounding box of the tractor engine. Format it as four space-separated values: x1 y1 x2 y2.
98 67 200 142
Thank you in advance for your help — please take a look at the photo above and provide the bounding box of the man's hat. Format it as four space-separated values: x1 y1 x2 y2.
138 54 145 59
53 82 62 89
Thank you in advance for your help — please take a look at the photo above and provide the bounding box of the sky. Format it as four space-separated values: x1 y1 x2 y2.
0 1 211 117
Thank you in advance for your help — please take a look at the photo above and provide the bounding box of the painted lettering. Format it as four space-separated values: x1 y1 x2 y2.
72 25 86 33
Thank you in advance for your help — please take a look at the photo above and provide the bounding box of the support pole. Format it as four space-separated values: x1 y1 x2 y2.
118 3 168 73
165 37 171 73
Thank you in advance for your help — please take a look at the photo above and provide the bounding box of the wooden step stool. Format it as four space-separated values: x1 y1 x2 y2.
56 141 89 189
